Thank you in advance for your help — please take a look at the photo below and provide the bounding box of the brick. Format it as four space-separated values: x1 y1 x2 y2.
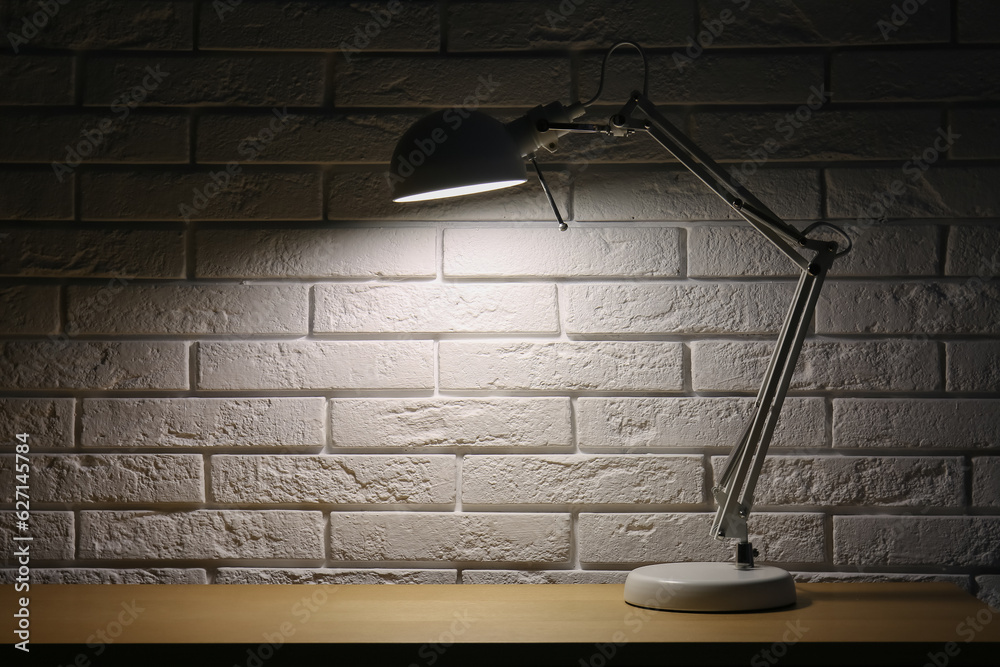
329 398 572 450
697 0 950 46
692 109 943 161
328 170 570 222
336 56 570 107
834 516 1000 567
462 455 703 506
0 226 185 278
67 284 309 335
211 455 455 505
215 568 456 585
692 340 940 392
329 512 570 563
84 55 325 106
950 109 1000 158
827 167 1000 221
444 227 682 278
447 1 692 51
977 575 1000 611
200 0 439 51
0 112 189 164
462 570 627 584
577 52 824 105
0 399 74 448
80 510 325 560
576 397 826 450
973 457 1000 507
834 399 1000 449
711 455 964 507
578 513 825 565
0 568 207 584
948 341 1000 392
565 283 790 335
314 283 558 334
0 511 73 563
0 55 73 105
817 282 1000 335
793 572 971 588
0 285 58 334
82 397 326 449
958 0 1000 43
80 170 322 221
197 112 417 163
0 169 72 220
198 341 433 391
0 454 204 504
834 50 1000 101
945 226 1000 277
1 0 193 50
574 168 820 222
688 224 940 278
439 341 684 392
0 341 188 390
196 227 436 279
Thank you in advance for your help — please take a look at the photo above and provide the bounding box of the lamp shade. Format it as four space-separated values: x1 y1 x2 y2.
389 110 527 202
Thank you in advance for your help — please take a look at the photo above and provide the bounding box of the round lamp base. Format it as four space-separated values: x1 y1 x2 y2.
624 562 796 612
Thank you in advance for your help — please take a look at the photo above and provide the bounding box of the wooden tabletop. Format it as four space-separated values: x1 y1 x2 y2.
4 582 998 645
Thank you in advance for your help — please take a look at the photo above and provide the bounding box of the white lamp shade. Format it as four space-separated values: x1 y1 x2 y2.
390 110 527 202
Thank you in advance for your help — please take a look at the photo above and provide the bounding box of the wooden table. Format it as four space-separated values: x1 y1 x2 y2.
4 582 998 665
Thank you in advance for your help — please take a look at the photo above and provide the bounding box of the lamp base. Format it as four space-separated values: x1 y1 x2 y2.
624 562 796 612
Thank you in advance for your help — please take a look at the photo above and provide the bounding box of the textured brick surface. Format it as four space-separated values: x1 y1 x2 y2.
80 510 325 560
565 283 790 334
948 342 1000 392
950 109 1000 158
0 454 204 504
0 55 73 105
574 168 820 222
692 340 940 392
196 227 436 278
444 227 682 278
199 0 439 51
792 572 972 588
329 398 572 450
211 455 455 505
688 224 940 278
68 284 309 335
817 282 1000 335
973 457 1000 507
827 168 1000 220
447 0 692 51
439 341 684 392
0 568 207 584
977 575 1000 611
0 285 58 334
945 226 1000 277
576 397 826 450
0 512 74 563
329 513 570 563
462 455 703 506
215 568 456 585
579 513 825 565
959 0 1000 43
0 169 73 220
834 517 1000 567
198 341 433 390
0 399 74 448
82 397 326 449
834 399 1000 449
314 283 558 334
84 55 325 106
81 170 322 221
462 570 627 584
833 50 1000 101
0 226 185 278
711 456 964 507
0 341 188 390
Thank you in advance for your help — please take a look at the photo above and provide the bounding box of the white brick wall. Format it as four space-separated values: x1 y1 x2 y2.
1 0 997 609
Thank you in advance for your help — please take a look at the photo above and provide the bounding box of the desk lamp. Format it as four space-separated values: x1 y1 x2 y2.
388 42 851 612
